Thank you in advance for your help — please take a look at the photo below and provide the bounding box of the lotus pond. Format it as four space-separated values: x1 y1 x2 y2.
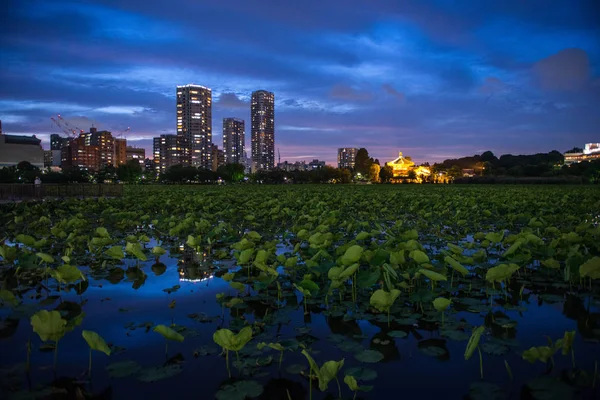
1 184 600 400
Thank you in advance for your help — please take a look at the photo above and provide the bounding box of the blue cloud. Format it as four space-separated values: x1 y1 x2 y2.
1 0 598 165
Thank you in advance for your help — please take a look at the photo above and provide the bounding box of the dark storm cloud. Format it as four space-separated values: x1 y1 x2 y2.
1 0 598 164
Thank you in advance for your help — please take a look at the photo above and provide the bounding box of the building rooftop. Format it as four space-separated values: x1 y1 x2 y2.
177 84 211 90
2 134 41 146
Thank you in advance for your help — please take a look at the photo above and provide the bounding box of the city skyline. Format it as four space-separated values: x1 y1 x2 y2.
1 1 599 166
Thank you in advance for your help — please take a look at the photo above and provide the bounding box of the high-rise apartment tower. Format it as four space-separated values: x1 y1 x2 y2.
222 118 245 165
250 90 275 170
176 84 212 169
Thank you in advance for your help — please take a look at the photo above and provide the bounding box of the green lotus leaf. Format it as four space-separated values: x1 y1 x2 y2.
561 330 576 355
447 243 464 255
229 282 245 292
30 310 66 342
151 246 166 256
16 234 36 247
355 349 384 363
318 359 345 391
485 232 504 244
213 326 252 352
238 248 254 264
541 259 560 269
522 346 555 364
410 250 429 264
36 253 54 263
245 231 262 242
344 374 359 391
503 238 525 257
215 380 263 400
95 227 110 238
105 246 125 260
51 264 85 284
153 324 184 342
106 360 142 378
445 256 468 276
328 266 343 280
580 257 600 279
341 245 364 266
418 268 446 282
355 231 370 241
125 242 147 261
485 264 519 283
298 279 319 294
433 297 451 312
369 289 401 312
82 330 111 355
389 250 405 265
339 263 359 279
0 289 18 306
464 326 485 360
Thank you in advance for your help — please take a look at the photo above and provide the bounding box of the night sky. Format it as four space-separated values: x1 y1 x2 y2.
1 0 599 165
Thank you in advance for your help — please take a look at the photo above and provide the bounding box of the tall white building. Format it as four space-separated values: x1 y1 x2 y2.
251 90 275 170
337 148 358 169
176 84 212 169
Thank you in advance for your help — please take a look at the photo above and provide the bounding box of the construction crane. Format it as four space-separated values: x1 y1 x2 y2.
50 116 77 138
117 127 131 139
57 114 84 136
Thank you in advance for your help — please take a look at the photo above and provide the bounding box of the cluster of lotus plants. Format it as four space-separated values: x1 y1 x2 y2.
0 184 599 399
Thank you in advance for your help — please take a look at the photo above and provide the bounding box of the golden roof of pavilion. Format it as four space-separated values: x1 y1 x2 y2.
387 152 415 168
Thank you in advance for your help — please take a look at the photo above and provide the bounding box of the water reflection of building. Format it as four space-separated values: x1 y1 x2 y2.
177 248 216 282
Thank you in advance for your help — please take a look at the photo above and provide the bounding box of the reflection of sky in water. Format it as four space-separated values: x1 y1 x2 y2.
1 248 599 399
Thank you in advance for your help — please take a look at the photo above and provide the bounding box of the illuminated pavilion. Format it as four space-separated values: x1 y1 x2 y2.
386 151 431 181
386 152 415 177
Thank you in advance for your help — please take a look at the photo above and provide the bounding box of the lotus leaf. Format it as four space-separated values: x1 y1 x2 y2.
522 346 555 364
561 331 576 355
137 364 183 382
0 289 18 306
410 250 429 264
106 360 142 378
418 268 447 282
51 264 85 284
82 330 111 355
151 246 166 256
464 326 485 360
433 297 451 312
16 234 36 247
485 264 519 283
153 325 184 342
105 246 124 260
355 349 384 363
341 245 363 266
215 380 263 400
580 257 600 279
369 289 401 312
238 248 254 264
445 256 468 276
345 366 377 381
301 350 344 391
125 242 147 261
389 250 405 265
36 253 54 263
213 326 252 351
95 227 110 238
542 259 560 269
355 231 370 241
30 310 66 342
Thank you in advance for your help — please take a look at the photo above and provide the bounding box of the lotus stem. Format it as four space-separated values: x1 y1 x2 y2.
335 377 342 399
387 308 391 328
571 349 575 369
477 346 483 380
309 370 313 400
26 340 31 373
88 347 92 377
353 391 357 400
279 351 283 369
54 340 58 372
226 350 231 378
236 351 240 369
